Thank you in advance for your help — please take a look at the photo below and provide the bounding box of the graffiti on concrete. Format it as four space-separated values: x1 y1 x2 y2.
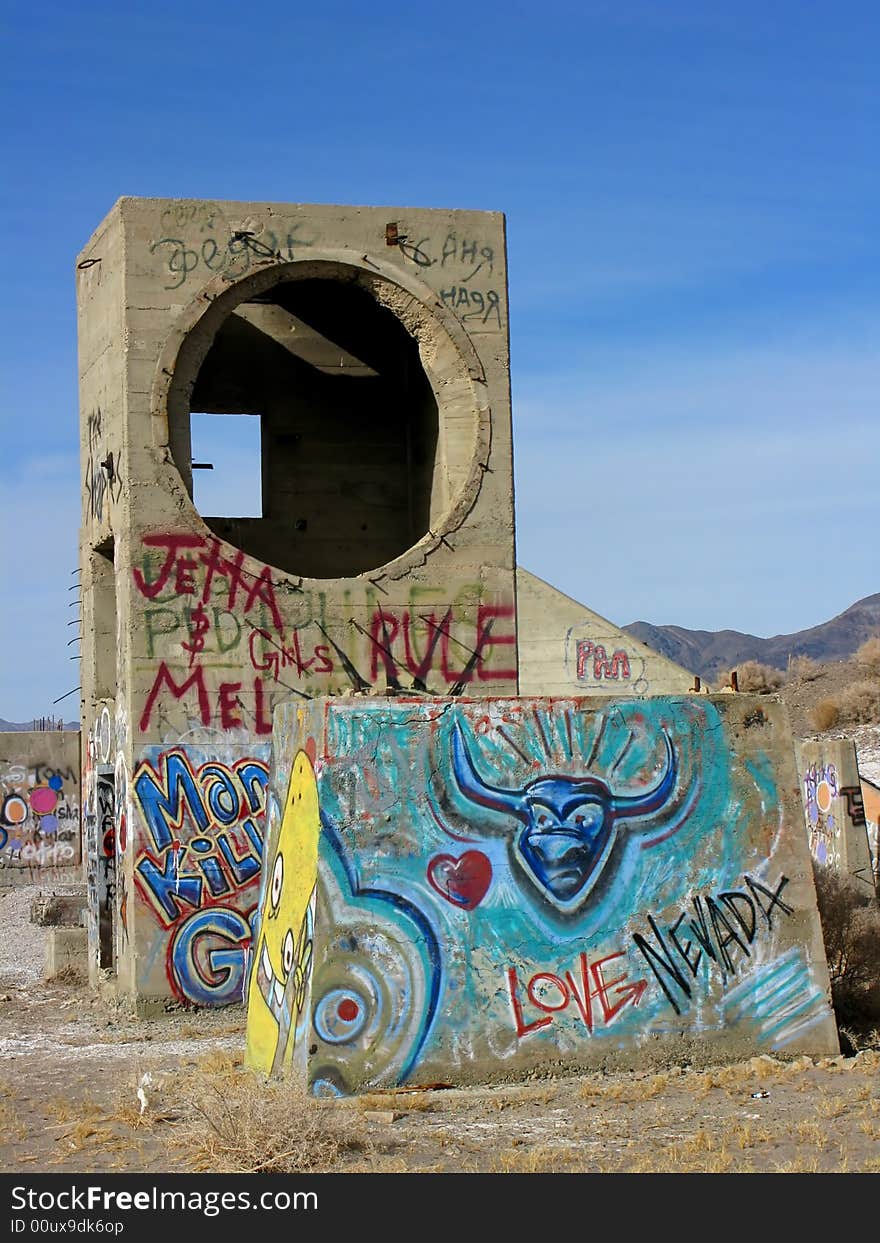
132 531 517 732
84 407 122 524
0 762 80 873
246 750 319 1075
507 949 648 1039
149 222 318 290
565 627 649 693
802 761 840 866
450 719 679 912
249 696 835 1094
576 641 631 682
132 745 270 1005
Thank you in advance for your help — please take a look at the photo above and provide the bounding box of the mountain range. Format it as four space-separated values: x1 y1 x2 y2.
624 592 880 681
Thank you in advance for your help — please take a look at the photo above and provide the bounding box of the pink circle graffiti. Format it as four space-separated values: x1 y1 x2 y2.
29 786 58 815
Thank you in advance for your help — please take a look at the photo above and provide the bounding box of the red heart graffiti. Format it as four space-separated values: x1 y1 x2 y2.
427 851 492 910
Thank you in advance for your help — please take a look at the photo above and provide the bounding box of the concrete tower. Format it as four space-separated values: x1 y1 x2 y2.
77 198 694 1007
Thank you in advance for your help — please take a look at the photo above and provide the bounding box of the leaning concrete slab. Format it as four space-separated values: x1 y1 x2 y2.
245 695 837 1091
516 568 697 696
795 738 875 897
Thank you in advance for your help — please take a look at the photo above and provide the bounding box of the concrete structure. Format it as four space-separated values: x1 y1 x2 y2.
859 775 879 893
77 198 696 1006
516 569 698 697
45 927 89 978
795 739 875 897
245 695 837 1090
31 889 88 979
0 732 80 886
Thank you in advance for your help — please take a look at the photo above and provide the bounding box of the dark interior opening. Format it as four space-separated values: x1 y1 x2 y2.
174 276 439 579
92 540 117 702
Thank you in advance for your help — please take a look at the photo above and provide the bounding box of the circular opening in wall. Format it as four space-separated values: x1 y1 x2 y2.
165 265 452 580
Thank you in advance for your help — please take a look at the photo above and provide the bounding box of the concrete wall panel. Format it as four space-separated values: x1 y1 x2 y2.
246 695 837 1091
795 739 875 897
0 733 81 886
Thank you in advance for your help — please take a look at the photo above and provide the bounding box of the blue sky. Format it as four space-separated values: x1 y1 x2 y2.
1 1 877 718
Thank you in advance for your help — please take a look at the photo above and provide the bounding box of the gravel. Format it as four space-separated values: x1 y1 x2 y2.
0 884 83 987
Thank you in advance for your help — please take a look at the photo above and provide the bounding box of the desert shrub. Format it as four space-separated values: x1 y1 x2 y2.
837 680 880 726
855 636 880 677
787 655 821 683
810 699 841 731
46 964 86 986
735 661 784 694
171 1068 370 1172
812 862 880 1026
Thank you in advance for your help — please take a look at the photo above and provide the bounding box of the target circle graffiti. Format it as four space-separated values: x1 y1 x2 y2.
309 922 428 1093
2 794 28 826
314 985 370 1044
816 781 834 816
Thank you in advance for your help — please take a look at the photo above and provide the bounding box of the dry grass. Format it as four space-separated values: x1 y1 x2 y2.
58 1121 134 1154
0 1099 26 1142
815 1094 848 1120
855 637 880 677
46 964 87 986
167 1065 371 1173
795 1120 829 1148
643 1136 736 1173
44 1095 105 1126
811 699 841 731
195 1050 243 1074
787 655 822 682
579 1072 671 1104
679 1127 720 1155
776 1156 820 1173
731 1120 775 1149
492 1143 583 1173
837 680 880 725
734 661 784 694
355 1091 434 1114
809 679 880 731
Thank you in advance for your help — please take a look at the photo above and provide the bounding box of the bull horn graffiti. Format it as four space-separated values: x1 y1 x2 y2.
450 720 678 912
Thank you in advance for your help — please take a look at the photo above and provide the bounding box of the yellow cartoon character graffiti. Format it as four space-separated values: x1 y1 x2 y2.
246 750 320 1075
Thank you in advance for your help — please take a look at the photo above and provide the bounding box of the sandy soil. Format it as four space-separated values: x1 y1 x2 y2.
1 891 879 1175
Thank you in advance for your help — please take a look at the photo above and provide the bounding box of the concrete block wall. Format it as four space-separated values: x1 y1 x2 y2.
0 733 81 886
795 739 875 897
245 695 837 1092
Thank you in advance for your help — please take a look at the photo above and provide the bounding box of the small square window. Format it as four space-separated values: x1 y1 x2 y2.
191 413 262 517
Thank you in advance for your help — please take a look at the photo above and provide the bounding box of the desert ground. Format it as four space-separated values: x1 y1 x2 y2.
2 887 879 1176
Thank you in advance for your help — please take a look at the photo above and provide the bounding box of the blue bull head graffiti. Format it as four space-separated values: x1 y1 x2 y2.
451 721 678 913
